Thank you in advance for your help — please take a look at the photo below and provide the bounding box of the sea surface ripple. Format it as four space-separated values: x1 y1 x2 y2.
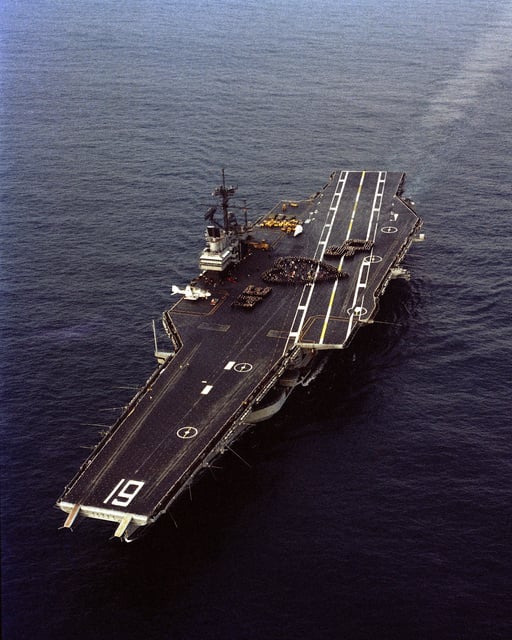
1 1 511 638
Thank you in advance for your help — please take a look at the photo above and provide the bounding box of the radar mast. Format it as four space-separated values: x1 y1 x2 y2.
212 168 238 232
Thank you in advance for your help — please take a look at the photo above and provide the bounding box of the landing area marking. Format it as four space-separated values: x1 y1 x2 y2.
177 426 198 439
234 363 253 373
347 306 368 317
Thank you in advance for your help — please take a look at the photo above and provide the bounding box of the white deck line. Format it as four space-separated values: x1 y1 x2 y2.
365 172 387 240
344 171 387 341
345 260 372 338
283 170 349 353
318 171 367 344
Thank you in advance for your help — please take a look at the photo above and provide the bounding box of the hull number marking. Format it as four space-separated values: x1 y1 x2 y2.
103 479 145 507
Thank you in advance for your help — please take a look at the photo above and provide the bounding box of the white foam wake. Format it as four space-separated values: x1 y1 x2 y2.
423 4 512 129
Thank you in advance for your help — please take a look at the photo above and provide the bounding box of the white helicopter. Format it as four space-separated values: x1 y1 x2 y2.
171 284 212 301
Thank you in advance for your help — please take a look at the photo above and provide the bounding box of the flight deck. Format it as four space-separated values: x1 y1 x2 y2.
57 170 422 540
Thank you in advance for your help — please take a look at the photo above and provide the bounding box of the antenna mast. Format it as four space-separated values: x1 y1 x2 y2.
212 168 237 232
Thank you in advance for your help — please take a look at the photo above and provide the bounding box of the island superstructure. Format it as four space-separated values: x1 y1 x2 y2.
57 170 423 540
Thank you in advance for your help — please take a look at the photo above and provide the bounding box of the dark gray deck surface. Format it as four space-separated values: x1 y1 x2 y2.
58 170 421 526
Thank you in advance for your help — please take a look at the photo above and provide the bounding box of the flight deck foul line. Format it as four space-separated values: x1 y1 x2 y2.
319 171 366 344
283 170 348 353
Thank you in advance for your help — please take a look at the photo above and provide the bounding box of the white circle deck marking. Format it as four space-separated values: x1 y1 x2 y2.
234 362 253 373
381 226 398 233
348 306 368 317
363 255 382 264
177 426 198 439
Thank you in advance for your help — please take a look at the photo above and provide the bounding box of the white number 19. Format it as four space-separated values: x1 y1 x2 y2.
103 479 145 507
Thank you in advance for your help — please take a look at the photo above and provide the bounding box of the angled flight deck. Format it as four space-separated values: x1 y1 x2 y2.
57 170 422 540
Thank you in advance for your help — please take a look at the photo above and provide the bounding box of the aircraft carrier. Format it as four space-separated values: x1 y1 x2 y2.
57 169 423 541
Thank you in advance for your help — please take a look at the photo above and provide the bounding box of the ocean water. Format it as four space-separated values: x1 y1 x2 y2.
1 0 511 638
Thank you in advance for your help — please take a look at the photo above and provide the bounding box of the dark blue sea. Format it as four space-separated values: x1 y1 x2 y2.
1 0 511 638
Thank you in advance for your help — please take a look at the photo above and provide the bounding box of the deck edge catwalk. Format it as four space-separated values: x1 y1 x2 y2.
57 169 424 541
